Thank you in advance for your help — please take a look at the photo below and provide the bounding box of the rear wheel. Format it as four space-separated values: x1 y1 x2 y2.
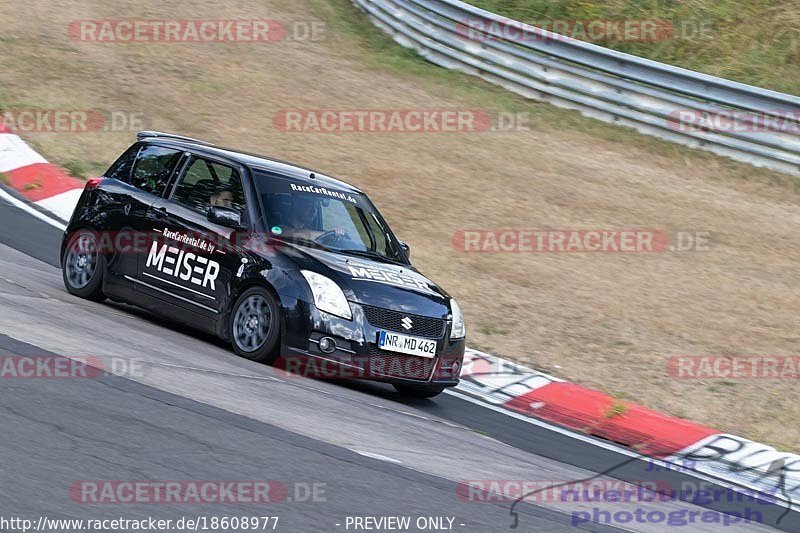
229 287 281 363
62 230 105 301
393 383 446 399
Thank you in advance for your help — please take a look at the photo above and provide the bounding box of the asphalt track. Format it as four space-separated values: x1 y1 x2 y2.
0 195 786 532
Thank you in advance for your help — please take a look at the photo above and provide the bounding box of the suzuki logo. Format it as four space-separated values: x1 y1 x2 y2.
401 316 413 330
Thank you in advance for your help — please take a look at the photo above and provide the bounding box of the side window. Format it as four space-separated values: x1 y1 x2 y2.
105 144 141 183
130 145 183 196
171 158 247 218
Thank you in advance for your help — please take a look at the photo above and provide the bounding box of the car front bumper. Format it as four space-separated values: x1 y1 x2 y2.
279 298 465 386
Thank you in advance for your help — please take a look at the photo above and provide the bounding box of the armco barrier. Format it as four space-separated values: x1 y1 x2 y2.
352 0 800 175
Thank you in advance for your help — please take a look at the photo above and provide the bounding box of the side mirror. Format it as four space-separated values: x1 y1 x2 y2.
399 241 410 259
208 206 243 229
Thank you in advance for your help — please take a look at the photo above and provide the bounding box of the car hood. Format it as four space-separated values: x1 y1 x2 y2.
280 242 451 318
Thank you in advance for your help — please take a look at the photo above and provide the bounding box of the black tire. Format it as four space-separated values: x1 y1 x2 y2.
62 230 105 302
229 286 281 363
393 383 446 399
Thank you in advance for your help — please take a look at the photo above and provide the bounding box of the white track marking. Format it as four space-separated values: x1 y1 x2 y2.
0 186 67 230
0 133 47 172
351 450 403 464
35 189 82 221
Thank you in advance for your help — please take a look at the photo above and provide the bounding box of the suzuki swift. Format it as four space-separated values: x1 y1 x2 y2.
61 132 466 398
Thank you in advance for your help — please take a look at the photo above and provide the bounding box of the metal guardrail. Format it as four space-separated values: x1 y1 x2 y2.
353 0 800 175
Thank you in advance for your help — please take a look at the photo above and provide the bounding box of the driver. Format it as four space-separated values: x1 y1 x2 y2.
289 196 317 231
210 189 234 208
282 195 345 242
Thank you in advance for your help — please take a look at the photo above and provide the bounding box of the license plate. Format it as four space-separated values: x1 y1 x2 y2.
377 331 437 358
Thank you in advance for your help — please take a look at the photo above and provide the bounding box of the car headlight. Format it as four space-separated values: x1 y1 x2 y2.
301 271 352 320
450 298 466 339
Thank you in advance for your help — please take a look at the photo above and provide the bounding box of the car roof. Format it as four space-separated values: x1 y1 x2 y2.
137 132 362 194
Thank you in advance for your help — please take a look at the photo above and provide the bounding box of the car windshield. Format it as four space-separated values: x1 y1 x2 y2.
253 171 407 264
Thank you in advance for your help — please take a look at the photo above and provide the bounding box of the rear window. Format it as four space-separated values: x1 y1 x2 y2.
130 145 183 196
105 143 140 183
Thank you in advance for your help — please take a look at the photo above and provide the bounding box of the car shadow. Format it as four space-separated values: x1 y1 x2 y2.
101 299 442 406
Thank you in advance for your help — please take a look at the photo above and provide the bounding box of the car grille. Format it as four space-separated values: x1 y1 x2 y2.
354 346 436 380
362 305 445 338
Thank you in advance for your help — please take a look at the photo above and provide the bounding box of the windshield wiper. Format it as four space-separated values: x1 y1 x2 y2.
338 249 405 266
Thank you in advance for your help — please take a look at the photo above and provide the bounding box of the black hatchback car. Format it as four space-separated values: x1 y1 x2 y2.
61 132 465 397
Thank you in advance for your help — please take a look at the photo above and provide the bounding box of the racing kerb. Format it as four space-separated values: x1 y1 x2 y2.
352 0 800 176
0 126 84 222
1 129 798 517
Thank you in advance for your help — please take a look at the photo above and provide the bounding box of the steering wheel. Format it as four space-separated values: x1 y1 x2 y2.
314 230 342 246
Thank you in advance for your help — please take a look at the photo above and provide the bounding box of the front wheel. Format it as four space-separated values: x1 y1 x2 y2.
229 287 281 363
393 383 446 399
62 230 105 301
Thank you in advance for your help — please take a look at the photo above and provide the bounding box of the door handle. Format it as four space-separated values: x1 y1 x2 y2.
153 206 168 219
